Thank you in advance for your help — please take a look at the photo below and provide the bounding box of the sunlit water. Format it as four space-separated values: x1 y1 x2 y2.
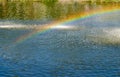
0 2 120 77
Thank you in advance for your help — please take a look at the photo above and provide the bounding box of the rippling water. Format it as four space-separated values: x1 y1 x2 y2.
0 1 120 77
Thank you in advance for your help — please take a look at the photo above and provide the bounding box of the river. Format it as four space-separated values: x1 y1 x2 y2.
0 1 120 77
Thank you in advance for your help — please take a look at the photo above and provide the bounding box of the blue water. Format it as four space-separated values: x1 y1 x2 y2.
0 11 120 77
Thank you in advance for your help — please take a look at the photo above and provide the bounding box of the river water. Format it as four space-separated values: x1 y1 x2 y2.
0 1 120 77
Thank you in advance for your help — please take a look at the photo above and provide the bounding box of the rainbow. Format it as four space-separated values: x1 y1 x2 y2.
14 6 120 44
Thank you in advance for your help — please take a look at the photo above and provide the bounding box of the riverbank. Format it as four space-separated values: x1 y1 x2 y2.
0 0 120 3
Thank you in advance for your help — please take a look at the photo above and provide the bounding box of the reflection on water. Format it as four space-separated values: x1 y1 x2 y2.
0 1 120 77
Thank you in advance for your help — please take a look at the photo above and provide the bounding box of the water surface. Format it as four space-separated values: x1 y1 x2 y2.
0 1 120 77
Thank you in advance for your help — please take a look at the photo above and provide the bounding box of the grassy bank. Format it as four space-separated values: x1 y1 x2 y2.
0 0 120 2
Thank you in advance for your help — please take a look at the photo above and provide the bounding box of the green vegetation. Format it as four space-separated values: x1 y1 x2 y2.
0 0 120 20
0 0 120 2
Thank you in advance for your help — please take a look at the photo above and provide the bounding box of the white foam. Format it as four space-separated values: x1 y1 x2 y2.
0 25 27 29
51 25 74 29
104 28 120 38
88 27 120 44
0 24 37 29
